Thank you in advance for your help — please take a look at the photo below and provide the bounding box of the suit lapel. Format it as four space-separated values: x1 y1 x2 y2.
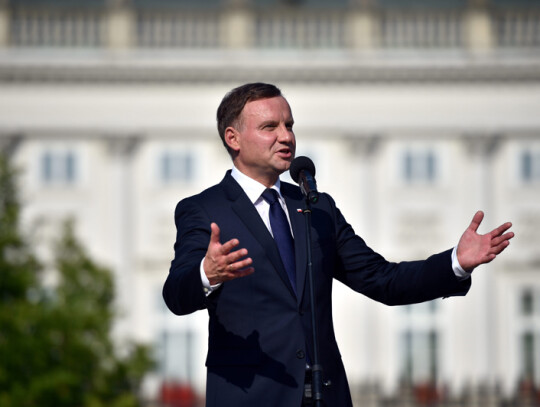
281 182 308 306
221 173 297 299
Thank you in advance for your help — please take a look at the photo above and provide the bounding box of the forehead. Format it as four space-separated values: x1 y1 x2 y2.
241 96 292 120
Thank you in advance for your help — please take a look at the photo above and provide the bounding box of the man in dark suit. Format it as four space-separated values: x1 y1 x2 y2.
163 83 514 406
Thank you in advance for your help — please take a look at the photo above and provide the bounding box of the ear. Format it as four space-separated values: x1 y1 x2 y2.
224 126 241 152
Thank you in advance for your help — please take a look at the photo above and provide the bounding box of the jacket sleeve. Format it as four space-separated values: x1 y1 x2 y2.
325 194 471 305
163 197 212 315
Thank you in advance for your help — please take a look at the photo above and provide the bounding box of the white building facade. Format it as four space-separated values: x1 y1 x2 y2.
1 0 540 404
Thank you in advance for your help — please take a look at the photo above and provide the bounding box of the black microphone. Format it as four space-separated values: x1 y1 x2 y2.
289 156 319 204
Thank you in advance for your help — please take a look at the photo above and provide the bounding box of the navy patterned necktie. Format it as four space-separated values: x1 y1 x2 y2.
262 188 297 295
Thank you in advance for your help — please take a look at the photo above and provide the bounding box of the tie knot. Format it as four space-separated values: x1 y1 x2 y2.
262 188 280 205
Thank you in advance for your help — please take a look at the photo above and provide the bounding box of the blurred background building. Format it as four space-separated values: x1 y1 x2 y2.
1 0 539 405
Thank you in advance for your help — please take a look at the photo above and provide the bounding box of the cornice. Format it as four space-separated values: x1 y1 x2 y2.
1 51 539 84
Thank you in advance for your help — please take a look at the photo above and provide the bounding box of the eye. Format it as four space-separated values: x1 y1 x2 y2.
262 123 277 130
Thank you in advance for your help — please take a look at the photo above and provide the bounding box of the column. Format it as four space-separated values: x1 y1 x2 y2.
461 134 501 404
220 0 254 49
346 134 382 239
465 0 494 54
338 134 383 385
0 0 9 47
106 0 135 50
106 135 140 341
347 2 379 51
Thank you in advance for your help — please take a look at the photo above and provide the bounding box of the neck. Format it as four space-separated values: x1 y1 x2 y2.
232 165 280 188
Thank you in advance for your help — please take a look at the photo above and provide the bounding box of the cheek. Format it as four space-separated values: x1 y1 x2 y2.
258 136 277 152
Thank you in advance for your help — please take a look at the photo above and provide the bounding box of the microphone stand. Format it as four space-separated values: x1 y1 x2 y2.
302 199 326 407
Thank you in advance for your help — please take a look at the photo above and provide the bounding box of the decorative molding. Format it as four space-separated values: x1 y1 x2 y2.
104 134 141 157
343 134 382 157
0 133 23 156
1 56 540 84
461 133 502 157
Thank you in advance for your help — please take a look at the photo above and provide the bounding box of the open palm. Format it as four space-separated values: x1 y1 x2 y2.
457 211 514 272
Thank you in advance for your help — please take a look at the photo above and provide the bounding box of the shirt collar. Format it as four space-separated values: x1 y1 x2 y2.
231 165 282 204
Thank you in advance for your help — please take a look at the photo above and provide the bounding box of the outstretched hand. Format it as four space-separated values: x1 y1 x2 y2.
203 222 254 285
457 211 514 272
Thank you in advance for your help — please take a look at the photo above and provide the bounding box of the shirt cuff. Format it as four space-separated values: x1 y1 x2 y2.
200 257 221 296
452 246 471 281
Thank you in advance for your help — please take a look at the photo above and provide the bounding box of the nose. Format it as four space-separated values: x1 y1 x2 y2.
277 123 294 144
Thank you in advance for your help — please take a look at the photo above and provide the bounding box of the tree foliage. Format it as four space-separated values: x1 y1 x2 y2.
0 154 154 407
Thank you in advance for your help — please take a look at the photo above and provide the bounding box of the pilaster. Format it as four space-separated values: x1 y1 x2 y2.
0 0 9 47
106 0 136 50
220 2 254 49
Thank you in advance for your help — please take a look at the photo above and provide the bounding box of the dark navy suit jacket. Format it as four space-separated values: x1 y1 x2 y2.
163 171 471 407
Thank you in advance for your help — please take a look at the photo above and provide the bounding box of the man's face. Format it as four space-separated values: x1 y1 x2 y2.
229 96 296 186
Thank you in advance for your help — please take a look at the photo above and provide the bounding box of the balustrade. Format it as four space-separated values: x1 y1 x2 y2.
10 8 104 47
2 3 539 51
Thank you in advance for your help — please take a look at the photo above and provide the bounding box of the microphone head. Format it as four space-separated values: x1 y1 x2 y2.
289 156 316 183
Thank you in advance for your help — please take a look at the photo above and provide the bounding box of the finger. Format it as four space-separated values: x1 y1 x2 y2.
491 231 514 247
209 222 221 245
234 266 255 278
223 255 253 273
490 239 511 256
224 267 255 281
221 259 254 281
225 247 249 264
229 257 253 272
220 238 240 255
468 210 484 233
490 222 513 238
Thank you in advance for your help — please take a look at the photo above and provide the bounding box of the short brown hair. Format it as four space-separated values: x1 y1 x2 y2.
217 83 282 155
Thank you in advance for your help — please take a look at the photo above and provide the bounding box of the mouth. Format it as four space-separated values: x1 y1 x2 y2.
276 147 294 160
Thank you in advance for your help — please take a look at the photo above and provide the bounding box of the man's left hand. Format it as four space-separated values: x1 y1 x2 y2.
457 210 514 272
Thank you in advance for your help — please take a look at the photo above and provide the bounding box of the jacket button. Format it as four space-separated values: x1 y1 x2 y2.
296 350 305 359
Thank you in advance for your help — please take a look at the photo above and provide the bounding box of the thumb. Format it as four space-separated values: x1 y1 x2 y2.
209 222 221 245
468 210 484 233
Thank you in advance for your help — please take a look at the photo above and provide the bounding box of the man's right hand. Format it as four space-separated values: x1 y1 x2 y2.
203 222 254 285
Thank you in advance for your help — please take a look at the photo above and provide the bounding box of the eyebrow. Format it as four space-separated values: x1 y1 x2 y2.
259 120 279 128
259 119 294 127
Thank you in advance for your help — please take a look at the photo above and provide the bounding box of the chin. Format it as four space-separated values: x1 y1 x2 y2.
281 162 292 173
272 157 293 175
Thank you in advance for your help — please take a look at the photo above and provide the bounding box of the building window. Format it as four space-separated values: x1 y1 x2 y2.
401 330 439 384
521 331 536 383
518 288 540 386
160 151 193 183
522 289 534 316
400 301 440 386
521 150 540 183
403 148 437 184
41 149 77 185
157 330 195 383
